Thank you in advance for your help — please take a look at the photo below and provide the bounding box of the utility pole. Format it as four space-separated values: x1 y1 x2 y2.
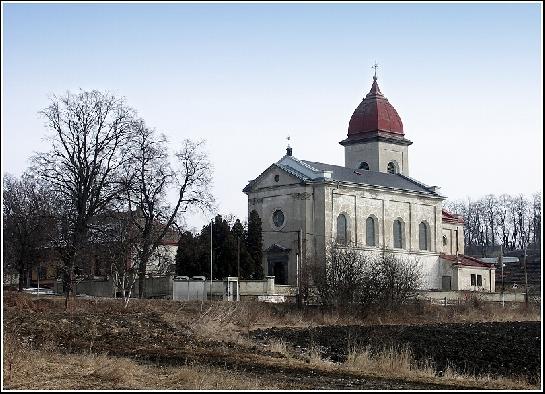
297 229 302 308
210 219 213 302
523 245 529 307
237 236 240 279
499 245 504 307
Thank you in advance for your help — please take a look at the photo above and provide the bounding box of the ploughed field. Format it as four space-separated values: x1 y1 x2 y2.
251 321 541 383
3 296 541 389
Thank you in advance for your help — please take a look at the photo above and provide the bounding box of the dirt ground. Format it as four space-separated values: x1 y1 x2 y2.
251 321 541 383
2 293 542 390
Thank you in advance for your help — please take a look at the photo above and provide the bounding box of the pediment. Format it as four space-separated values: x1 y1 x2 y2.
265 243 291 254
243 163 304 193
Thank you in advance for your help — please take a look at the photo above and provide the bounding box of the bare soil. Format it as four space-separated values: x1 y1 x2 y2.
2 294 541 389
251 321 541 383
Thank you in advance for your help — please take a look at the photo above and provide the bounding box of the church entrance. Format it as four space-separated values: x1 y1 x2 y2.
269 259 288 285
264 243 291 285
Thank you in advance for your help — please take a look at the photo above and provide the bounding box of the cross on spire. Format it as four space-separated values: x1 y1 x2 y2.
372 62 379 80
286 136 292 156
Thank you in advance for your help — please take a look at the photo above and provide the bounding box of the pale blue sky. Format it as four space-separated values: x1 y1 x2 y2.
2 2 542 231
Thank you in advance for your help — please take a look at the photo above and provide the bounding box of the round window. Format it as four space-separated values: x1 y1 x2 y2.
274 175 280 182
272 209 285 228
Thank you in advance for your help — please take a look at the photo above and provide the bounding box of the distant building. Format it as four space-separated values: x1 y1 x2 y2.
244 75 495 292
27 211 179 288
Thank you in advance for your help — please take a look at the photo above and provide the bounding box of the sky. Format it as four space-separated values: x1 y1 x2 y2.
2 2 543 232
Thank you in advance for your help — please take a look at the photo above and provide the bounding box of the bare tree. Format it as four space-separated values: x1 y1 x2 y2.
496 194 511 251
122 120 214 298
3 173 55 291
446 193 540 252
31 90 136 308
314 244 422 310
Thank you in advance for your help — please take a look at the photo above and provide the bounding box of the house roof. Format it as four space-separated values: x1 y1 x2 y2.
442 209 464 224
441 254 496 269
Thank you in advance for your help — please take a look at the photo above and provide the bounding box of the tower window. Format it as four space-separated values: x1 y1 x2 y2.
358 162 370 170
387 161 398 174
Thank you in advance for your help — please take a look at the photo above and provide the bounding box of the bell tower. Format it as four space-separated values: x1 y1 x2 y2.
339 73 412 176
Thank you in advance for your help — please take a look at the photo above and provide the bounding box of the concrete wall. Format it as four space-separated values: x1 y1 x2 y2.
172 276 296 301
172 279 207 301
418 289 524 303
344 141 409 176
57 275 174 299
455 266 496 292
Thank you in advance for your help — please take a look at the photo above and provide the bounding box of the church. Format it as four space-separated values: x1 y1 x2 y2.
243 74 495 293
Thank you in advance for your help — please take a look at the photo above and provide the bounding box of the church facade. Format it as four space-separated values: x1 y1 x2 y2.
243 76 495 293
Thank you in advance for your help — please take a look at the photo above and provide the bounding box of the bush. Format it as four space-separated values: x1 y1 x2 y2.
313 245 422 310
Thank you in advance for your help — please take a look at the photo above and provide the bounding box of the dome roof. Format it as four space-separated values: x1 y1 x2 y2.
347 77 404 136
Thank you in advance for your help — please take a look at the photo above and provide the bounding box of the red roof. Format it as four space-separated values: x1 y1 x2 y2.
347 77 404 137
441 254 495 268
442 209 464 224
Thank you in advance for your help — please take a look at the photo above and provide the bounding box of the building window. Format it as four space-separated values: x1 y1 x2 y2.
477 275 482 287
387 161 398 174
443 235 448 246
471 274 476 286
366 216 376 246
272 209 285 228
359 162 369 170
337 214 348 245
419 222 429 251
393 219 404 249
274 175 280 182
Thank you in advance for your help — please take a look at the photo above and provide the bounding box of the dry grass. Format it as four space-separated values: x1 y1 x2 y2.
3 291 541 390
2 334 277 390
339 345 538 390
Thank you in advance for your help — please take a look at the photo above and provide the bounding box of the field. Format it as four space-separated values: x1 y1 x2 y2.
2 292 542 390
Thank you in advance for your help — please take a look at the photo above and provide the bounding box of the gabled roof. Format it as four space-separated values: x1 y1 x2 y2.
244 155 442 197
302 160 440 196
441 254 496 269
242 162 305 193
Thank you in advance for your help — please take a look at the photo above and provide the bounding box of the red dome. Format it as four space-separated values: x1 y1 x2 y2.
347 77 404 136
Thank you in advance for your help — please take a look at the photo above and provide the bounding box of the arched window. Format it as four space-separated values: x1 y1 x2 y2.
393 219 404 249
358 162 370 170
366 216 376 246
337 214 347 245
387 161 398 174
419 222 430 251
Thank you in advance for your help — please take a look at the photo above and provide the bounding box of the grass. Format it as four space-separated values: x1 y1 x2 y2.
2 334 277 390
2 291 541 390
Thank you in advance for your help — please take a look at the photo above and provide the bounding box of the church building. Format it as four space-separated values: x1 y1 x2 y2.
243 74 495 293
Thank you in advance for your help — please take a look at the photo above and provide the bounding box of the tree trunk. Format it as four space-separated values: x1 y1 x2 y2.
18 261 25 292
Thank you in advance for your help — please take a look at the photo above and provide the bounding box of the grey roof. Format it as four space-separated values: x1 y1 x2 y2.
301 160 439 195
